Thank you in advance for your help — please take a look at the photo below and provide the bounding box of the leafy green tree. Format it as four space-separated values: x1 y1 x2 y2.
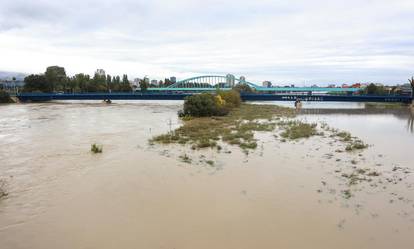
139 78 149 92
233 83 253 93
106 75 114 91
45 66 67 92
164 78 171 86
183 93 228 117
364 83 385 95
365 83 376 94
119 74 132 92
182 91 242 117
67 76 77 93
23 74 50 92
122 74 128 84
108 76 117 91
217 90 241 108
93 73 106 85
71 73 90 92
87 73 107 92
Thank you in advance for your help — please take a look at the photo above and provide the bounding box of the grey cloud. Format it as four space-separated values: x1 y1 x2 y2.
1 0 414 84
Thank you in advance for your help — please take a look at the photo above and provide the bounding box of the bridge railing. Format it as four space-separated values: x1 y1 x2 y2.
16 92 413 103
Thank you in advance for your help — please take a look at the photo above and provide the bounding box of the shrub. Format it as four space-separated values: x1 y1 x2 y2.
364 83 385 95
183 93 227 117
182 91 242 117
217 90 241 108
91 143 103 153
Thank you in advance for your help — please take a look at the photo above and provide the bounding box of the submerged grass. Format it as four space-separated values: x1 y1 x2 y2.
365 102 403 109
206 160 215 166
179 154 192 163
325 125 369 152
280 121 318 140
150 103 369 156
335 131 352 142
150 104 296 151
345 140 368 151
337 166 383 199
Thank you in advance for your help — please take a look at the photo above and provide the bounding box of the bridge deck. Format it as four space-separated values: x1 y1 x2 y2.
16 93 412 103
149 87 361 92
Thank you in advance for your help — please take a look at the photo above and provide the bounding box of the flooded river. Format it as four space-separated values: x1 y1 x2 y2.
0 101 413 249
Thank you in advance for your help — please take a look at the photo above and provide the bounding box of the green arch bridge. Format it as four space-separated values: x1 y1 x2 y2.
148 75 361 93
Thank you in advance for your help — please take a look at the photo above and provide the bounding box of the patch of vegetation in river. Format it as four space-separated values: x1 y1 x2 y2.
161 109 409 204
0 179 8 200
149 100 414 222
91 143 103 154
150 104 296 152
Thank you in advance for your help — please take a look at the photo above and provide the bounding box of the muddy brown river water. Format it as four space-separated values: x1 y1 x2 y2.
0 101 413 249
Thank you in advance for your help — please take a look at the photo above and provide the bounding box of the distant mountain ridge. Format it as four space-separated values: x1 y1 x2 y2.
0 71 27 80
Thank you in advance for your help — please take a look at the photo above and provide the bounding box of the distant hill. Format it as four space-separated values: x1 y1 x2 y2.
0 71 27 80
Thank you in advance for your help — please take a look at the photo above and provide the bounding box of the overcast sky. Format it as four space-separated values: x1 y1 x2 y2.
1 0 414 85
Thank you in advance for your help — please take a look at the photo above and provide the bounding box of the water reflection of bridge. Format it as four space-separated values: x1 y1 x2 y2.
299 107 414 133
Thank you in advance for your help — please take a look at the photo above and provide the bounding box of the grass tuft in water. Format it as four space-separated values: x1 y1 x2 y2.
91 144 103 154
345 140 368 151
322 124 369 152
342 189 352 199
335 131 352 142
206 160 215 166
179 154 192 163
0 179 8 199
279 121 318 140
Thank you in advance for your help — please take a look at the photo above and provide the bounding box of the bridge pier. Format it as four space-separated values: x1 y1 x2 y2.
16 92 413 103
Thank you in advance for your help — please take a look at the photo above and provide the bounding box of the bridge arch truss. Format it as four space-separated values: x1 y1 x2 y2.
166 75 235 89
